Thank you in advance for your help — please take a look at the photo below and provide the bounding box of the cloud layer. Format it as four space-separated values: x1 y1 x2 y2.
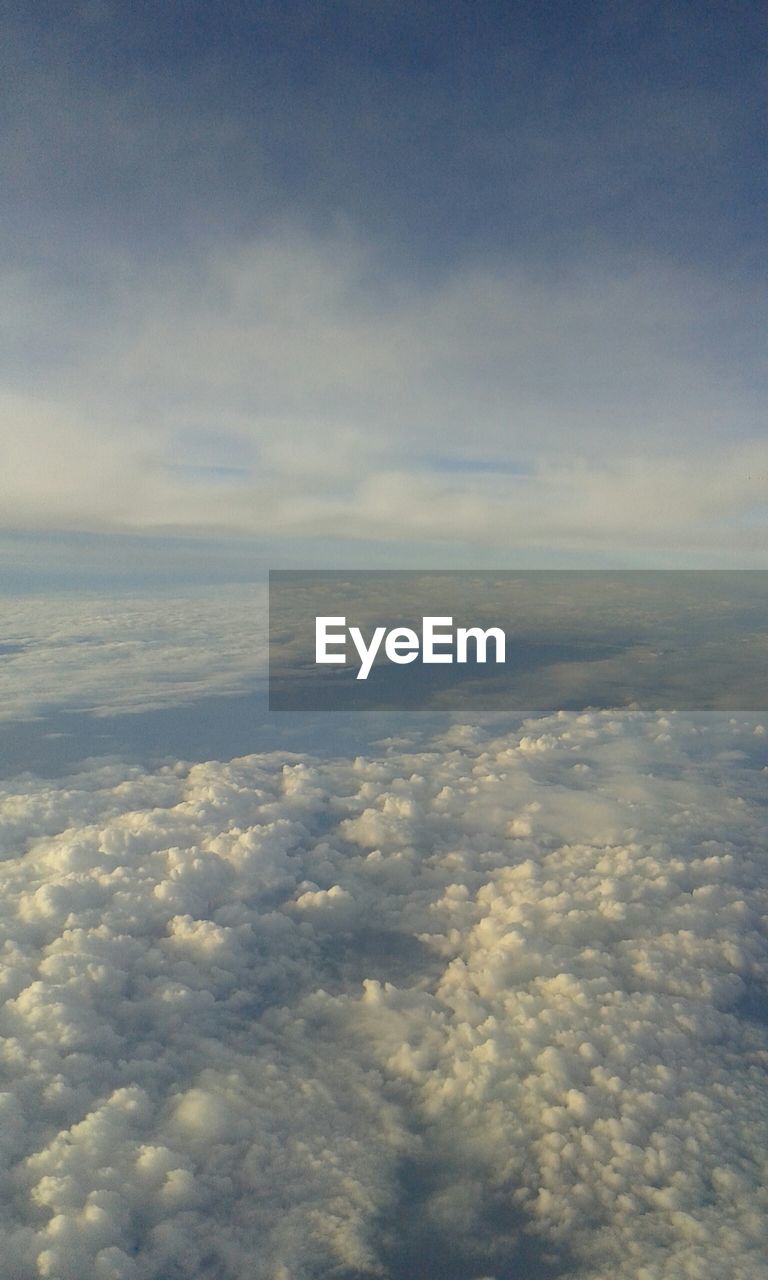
0 588 266 723
1 4 765 561
1 240 766 559
2 710 768 1277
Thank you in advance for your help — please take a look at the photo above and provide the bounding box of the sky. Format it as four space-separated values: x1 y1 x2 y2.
1 0 766 580
3 8 768 1280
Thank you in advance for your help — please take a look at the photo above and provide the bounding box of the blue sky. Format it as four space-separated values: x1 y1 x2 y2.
1 0 766 581
6 0 765 270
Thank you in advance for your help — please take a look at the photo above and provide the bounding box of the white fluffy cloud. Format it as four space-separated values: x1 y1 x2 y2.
1 710 768 1277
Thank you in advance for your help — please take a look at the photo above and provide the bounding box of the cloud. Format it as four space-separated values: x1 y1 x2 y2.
0 587 266 723
1 710 768 1275
1 4 765 561
0 235 766 559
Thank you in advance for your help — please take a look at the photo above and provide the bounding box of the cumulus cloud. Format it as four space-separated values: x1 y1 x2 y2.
1 710 768 1276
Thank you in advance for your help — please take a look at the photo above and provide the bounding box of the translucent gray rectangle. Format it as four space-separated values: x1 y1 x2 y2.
269 570 768 712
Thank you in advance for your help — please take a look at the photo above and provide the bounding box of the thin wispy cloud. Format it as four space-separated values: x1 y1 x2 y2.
1 242 765 558
0 2 764 567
